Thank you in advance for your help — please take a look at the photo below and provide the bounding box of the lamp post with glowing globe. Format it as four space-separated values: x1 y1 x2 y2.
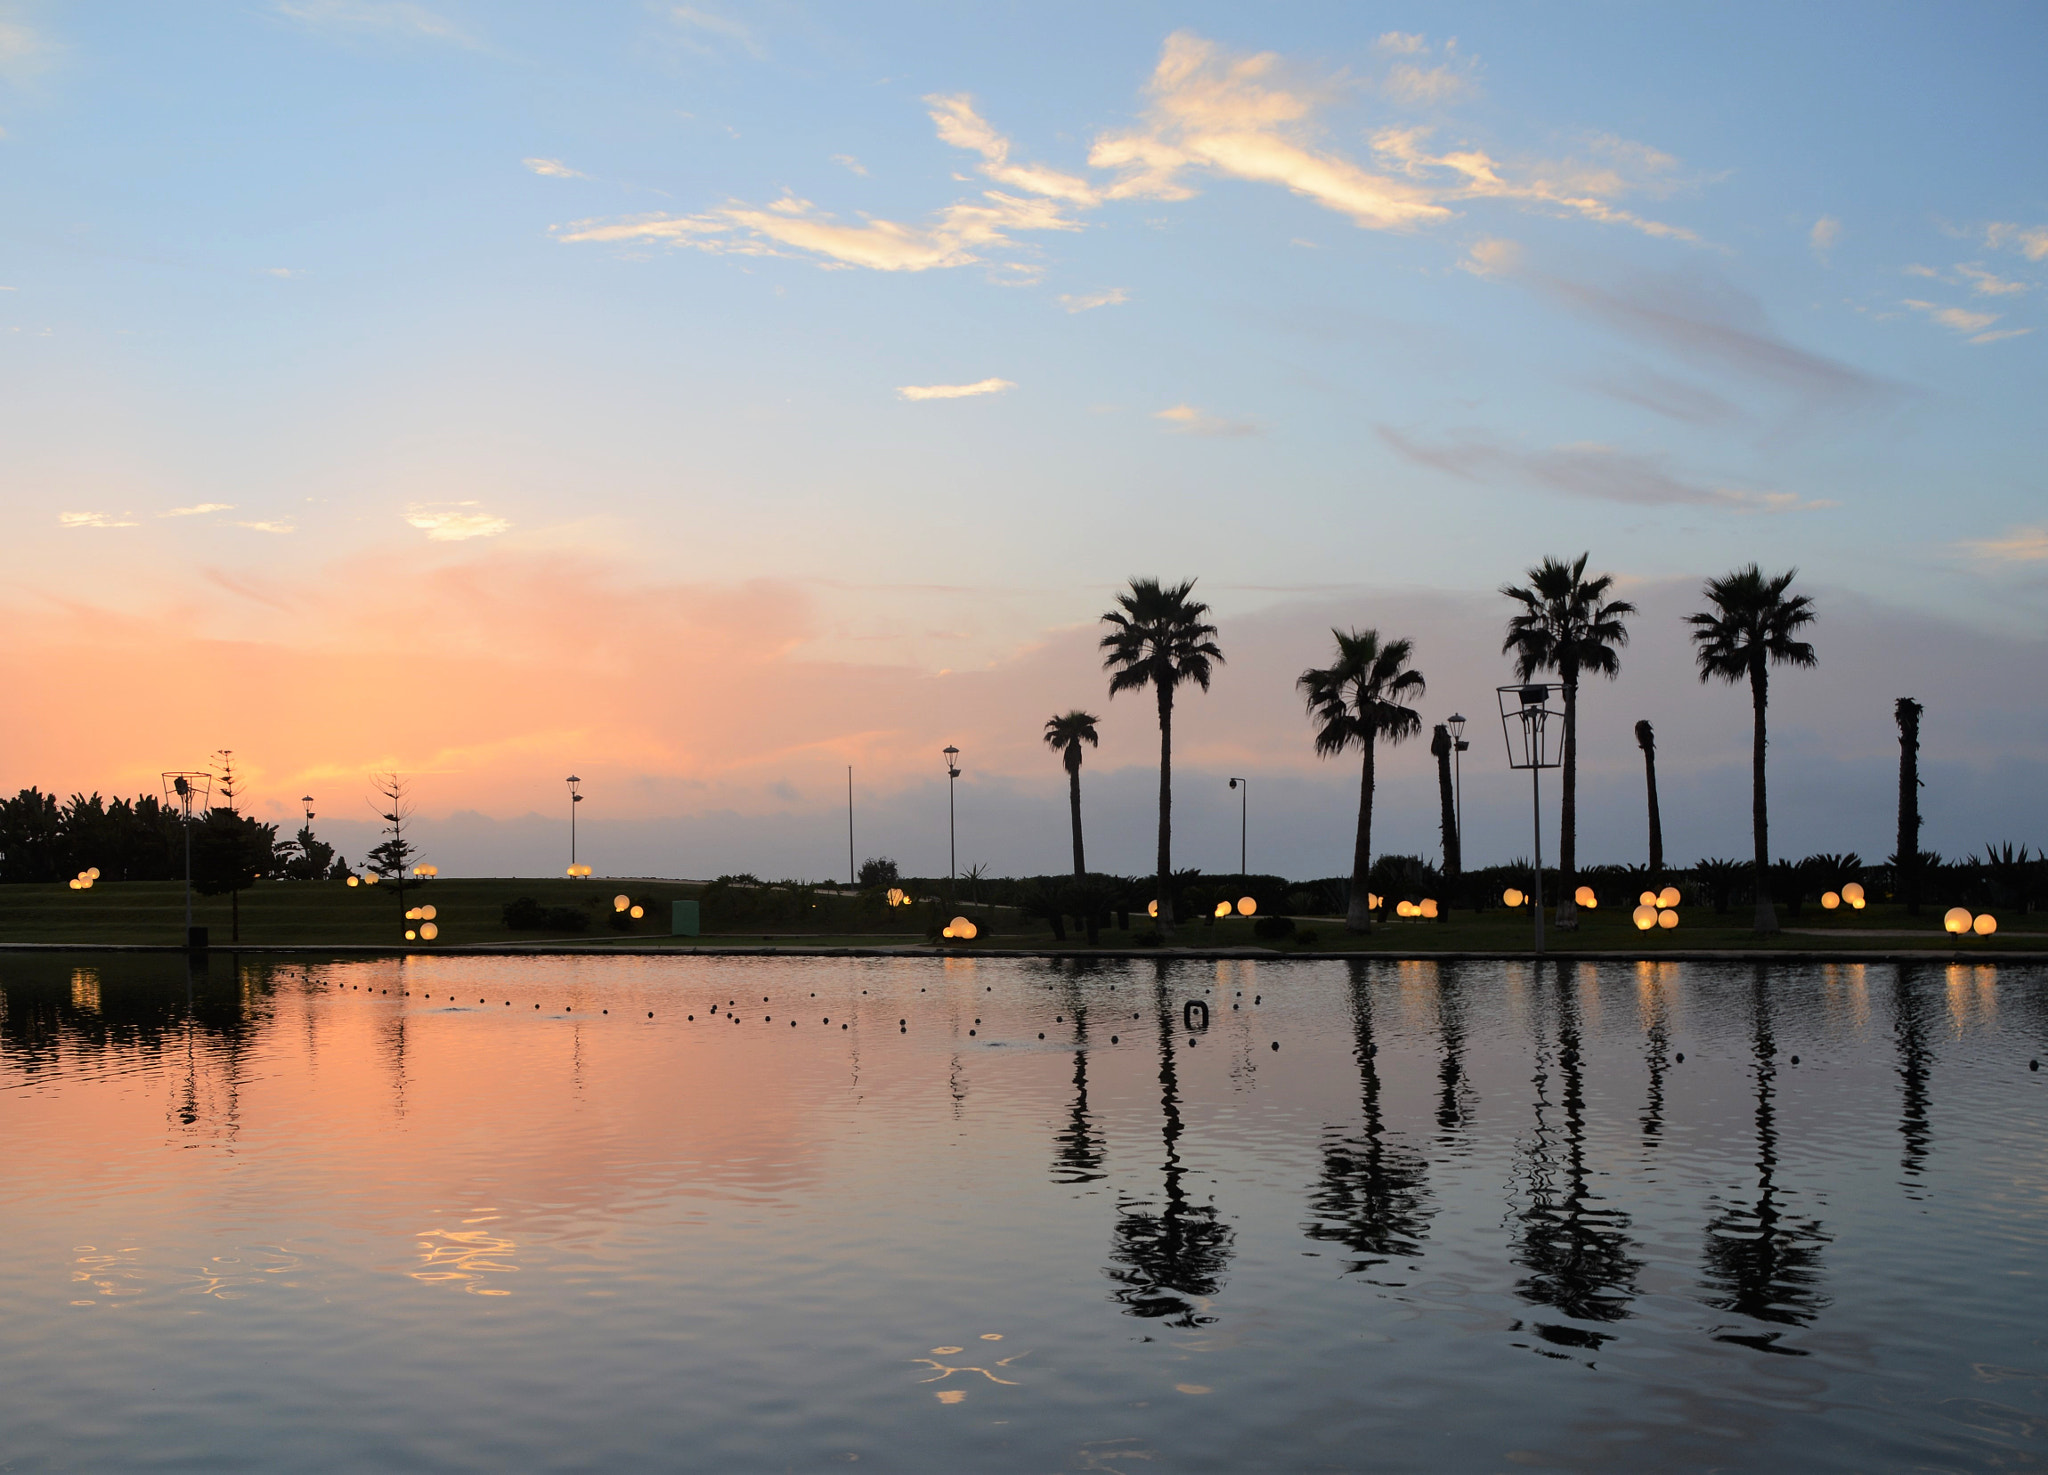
1497 684 1563 958
1446 713 1469 864
566 775 583 873
1227 777 1248 879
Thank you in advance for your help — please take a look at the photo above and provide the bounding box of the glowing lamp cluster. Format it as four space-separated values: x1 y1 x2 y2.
68 867 101 891
411 863 439 879
1945 907 1998 937
566 863 593 879
1573 886 1599 910
1821 883 1868 911
1633 887 1683 931
885 887 910 908
402 903 440 942
1394 899 1440 919
612 894 645 919
942 916 979 941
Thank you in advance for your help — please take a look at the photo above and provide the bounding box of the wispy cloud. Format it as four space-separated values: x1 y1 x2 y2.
524 157 587 179
274 1 471 45
1376 32 1428 55
557 190 1080 273
1379 37 1479 106
162 503 235 517
669 5 763 59
0 17 57 83
1957 263 2026 296
897 378 1014 401
926 94 1101 205
1585 366 1738 425
405 503 511 541
59 511 139 529
1986 222 2048 262
1379 427 1832 511
1156 403 1260 437
235 520 296 534
1090 34 1692 241
1810 215 1840 263
1058 287 1128 313
832 154 867 176
1957 525 2048 564
1902 297 2027 343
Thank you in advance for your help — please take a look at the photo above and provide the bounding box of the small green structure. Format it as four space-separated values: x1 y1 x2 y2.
671 899 700 937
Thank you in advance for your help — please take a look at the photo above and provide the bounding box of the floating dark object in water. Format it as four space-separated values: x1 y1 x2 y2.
1233 1004 1239 1010
1675 1052 1684 1062
1255 995 1261 1004
648 1012 654 1018
823 1017 829 1024
2032 1060 2040 1071
1038 1033 1044 1039
1271 1042 1279 1051
1111 1035 1119 1044
1055 1016 1062 1023
969 1030 976 1037
842 1023 847 1029
1790 1055 1799 1064
688 1015 694 1020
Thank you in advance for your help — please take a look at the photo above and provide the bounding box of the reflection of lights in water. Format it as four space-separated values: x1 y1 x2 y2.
911 1336 1026 1394
1944 964 1999 1033
182 1247 303 1300
70 967 103 1013
69 1244 147 1303
410 1212 519 1295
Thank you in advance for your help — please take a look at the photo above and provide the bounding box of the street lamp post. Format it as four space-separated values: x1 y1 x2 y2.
566 776 582 870
1227 777 1248 879
942 746 961 898
301 795 316 827
1446 713 1469 866
162 771 212 950
1496 684 1563 958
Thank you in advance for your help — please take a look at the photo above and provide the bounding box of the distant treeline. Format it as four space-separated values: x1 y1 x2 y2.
0 788 348 887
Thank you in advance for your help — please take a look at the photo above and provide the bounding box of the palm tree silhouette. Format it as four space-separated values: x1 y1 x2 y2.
1043 711 1101 878
1894 698 1924 914
1635 720 1664 886
1501 554 1637 931
1298 629 1425 934
1686 565 1817 935
1431 724 1460 876
1100 579 1223 938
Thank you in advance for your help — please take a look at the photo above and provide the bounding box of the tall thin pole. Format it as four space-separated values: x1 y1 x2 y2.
1531 766 1545 958
183 809 194 936
847 766 855 887
947 770 957 891
1238 782 1246 877
1452 744 1463 864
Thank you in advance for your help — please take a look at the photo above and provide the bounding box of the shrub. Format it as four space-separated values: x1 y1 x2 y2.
501 896 590 932
1253 914 1295 941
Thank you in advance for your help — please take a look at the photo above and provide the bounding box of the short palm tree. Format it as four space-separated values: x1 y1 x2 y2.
1686 565 1817 935
1501 553 1636 930
1635 719 1663 886
1299 629 1425 934
1101 578 1223 938
1043 710 1101 878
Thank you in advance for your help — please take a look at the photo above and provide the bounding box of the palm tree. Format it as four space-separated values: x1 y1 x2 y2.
1686 566 1817 935
1043 711 1100 878
1501 554 1636 931
1894 698 1923 914
1635 719 1664 886
1101 579 1222 938
1430 724 1460 876
1299 629 1425 934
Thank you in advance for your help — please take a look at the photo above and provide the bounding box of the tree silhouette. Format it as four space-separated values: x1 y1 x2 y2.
1700 971 1831 1353
1431 724 1460 877
1686 566 1818 935
1051 987 1106 1186
191 809 281 943
1298 629 1425 934
1895 698 1924 914
1043 710 1101 878
1502 554 1636 931
1303 964 1433 1275
1635 720 1664 887
1100 579 1222 938
1105 970 1233 1326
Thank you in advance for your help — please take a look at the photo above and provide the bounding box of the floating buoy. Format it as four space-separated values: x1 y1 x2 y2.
1675 1052 1684 1062
648 1012 653 1018
969 1030 976 1036
1271 1042 1279 1051
1183 1000 1209 1030
1111 1035 1119 1044
1038 1033 1045 1039
1790 1055 1799 1064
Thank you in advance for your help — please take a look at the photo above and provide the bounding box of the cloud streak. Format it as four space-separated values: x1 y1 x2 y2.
524 157 586 179
1058 287 1127 313
59 511 139 529
897 378 1014 401
1957 526 2048 564
405 504 512 541
1156 403 1260 437
1379 427 1833 511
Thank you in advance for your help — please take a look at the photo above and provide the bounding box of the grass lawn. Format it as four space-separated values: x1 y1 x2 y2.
1 879 2039 954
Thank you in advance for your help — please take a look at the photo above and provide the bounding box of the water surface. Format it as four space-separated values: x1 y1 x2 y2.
4 953 2045 1471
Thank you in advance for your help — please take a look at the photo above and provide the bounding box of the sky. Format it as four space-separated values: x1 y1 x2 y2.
2 2 2045 880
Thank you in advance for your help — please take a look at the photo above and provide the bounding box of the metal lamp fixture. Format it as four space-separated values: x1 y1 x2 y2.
1445 713 1469 865
1496 683 1564 957
942 746 961 892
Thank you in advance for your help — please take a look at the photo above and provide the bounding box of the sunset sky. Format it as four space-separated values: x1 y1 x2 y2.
3 3 2044 879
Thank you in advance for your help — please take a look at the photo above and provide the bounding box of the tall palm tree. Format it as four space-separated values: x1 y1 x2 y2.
1101 579 1222 938
1299 629 1425 934
1894 697 1923 915
1430 724 1460 876
1501 553 1636 931
1043 711 1100 877
1635 719 1664 886
1686 566 1817 935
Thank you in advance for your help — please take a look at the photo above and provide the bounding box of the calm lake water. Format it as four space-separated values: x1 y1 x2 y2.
3 952 2045 1472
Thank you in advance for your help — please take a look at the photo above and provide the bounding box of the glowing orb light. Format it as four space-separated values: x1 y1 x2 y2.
1575 886 1597 908
1215 901 1232 918
1632 905 1657 931
1657 886 1682 910
1822 891 1840 910
950 917 977 940
419 923 438 940
1420 898 1439 919
1842 883 1865 906
420 905 436 921
1640 891 1658 907
1974 913 1998 936
87 868 101 880
1504 889 1524 908
405 929 416 941
347 876 359 888
1658 909 1679 930
1237 896 1257 916
1396 901 1416 918
941 926 955 938
1148 900 1159 918
1944 907 1973 935
614 894 630 911
630 905 643 919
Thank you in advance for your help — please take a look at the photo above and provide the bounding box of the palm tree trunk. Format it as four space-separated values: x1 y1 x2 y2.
1894 698 1922 915
1641 732 1664 887
1432 726 1459 877
1346 731 1377 934
1556 675 1579 930
1068 762 1087 878
1156 684 1175 938
1750 661 1779 934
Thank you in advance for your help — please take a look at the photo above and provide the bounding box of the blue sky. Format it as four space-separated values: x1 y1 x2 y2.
2 2 2044 877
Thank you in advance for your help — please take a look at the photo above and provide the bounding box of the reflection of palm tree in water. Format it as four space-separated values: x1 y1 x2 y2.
1512 966 1640 1342
1105 968 1233 1328
1052 987 1105 1185
1701 968 1830 1354
1639 971 1671 1149
1890 966 1933 1188
1435 964 1476 1139
1303 963 1433 1274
